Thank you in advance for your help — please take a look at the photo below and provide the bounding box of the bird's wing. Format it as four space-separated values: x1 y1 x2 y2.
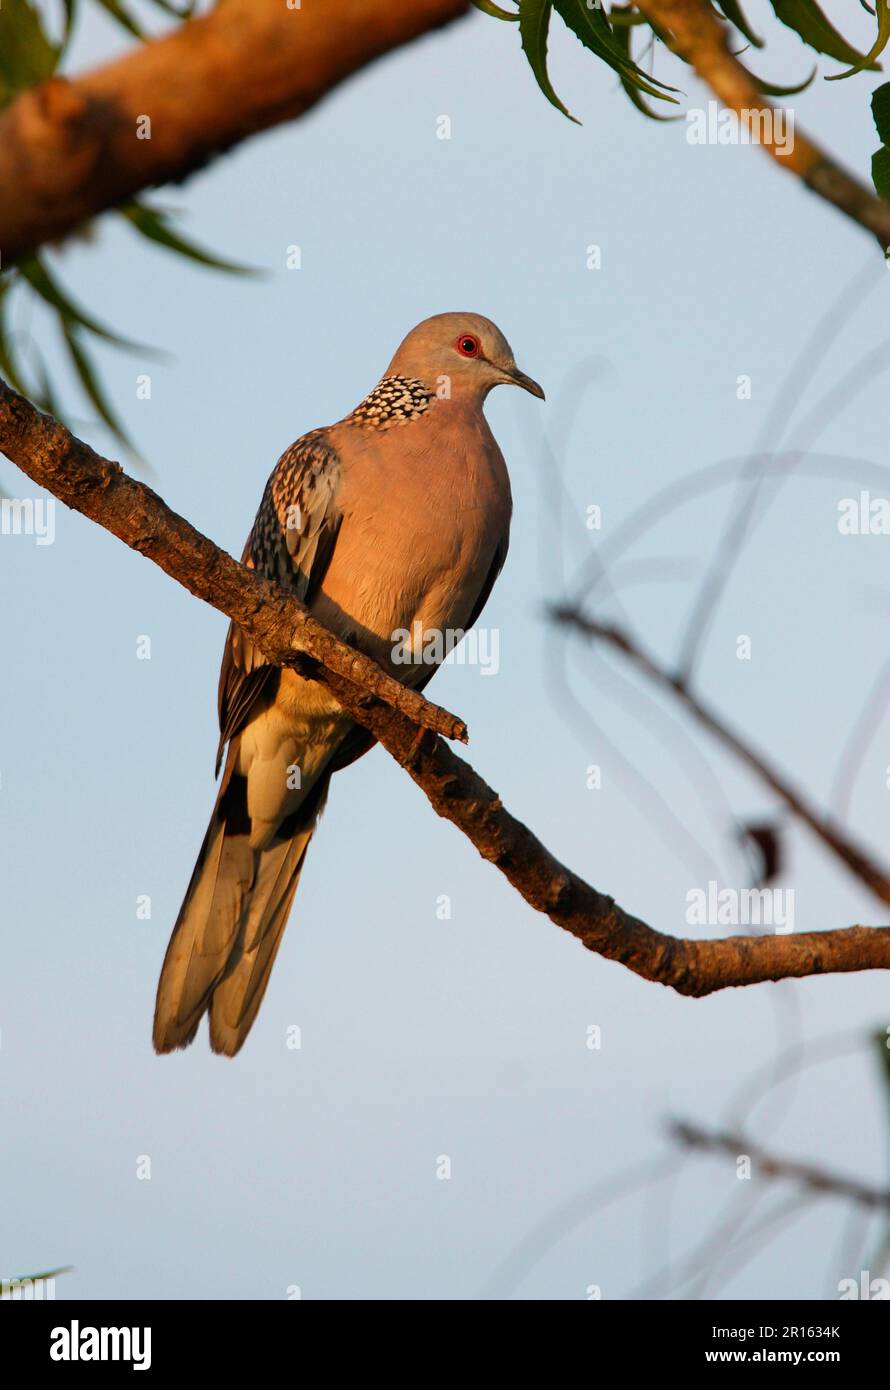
155 432 343 1056
465 531 509 634
215 430 342 774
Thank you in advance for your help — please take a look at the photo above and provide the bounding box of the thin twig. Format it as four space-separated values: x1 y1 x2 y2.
672 1120 890 1211
555 607 890 907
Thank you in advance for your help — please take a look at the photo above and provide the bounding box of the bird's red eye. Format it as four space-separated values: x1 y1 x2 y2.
455 334 480 358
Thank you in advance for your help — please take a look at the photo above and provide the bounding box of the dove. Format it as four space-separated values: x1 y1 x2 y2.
153 312 543 1055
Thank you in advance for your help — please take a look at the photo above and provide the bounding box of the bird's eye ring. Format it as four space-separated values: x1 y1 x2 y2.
455 334 480 358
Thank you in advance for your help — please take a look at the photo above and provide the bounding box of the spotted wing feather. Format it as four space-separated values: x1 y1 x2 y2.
216 432 342 773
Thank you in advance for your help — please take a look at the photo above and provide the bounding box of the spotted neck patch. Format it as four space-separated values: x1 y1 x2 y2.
346 374 435 430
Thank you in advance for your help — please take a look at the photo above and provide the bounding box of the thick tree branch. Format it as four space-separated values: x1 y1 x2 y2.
554 607 890 908
4 378 890 995
637 0 890 253
0 0 470 264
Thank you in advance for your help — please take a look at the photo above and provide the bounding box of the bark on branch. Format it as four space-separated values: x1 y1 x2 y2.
3 378 890 996
0 0 470 264
637 0 890 253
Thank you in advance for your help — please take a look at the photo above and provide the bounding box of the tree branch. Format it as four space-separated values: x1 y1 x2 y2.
637 0 890 253
671 1120 890 1210
0 0 470 264
553 607 890 908
4 378 890 996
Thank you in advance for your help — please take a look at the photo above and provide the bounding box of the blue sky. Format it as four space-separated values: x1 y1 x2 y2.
2 0 890 1299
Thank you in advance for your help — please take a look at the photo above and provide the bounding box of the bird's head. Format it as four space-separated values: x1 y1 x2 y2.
386 312 545 405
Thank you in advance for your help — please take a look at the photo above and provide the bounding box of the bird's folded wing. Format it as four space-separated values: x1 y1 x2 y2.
216 431 342 773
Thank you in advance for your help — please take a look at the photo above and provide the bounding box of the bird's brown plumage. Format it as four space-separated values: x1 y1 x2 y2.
153 313 541 1056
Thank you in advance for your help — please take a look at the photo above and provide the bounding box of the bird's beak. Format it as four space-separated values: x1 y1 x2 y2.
504 365 546 400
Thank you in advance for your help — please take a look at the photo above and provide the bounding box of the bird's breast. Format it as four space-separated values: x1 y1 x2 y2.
314 409 511 670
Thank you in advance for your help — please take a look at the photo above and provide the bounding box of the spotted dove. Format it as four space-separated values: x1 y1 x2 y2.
153 312 544 1056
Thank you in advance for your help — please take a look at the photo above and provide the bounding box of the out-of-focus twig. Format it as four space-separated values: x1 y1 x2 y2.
672 1120 890 1211
554 607 890 908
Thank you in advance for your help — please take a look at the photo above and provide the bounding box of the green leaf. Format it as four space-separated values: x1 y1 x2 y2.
518 0 579 122
827 0 890 79
748 64 817 96
0 275 39 399
60 0 77 55
0 329 32 400
119 202 261 276
873 81 890 141
148 0 200 17
472 0 519 17
873 1028 890 1107
611 10 682 119
872 143 890 199
18 255 153 354
93 0 144 39
554 0 679 102
2 1267 73 1291
769 0 878 71
718 1 765 49
0 0 60 108
62 326 142 462
30 351 65 420
609 8 648 27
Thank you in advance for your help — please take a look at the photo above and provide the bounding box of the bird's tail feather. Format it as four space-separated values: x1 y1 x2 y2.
208 830 312 1055
153 763 326 1057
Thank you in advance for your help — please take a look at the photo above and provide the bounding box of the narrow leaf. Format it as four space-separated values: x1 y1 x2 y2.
60 0 77 55
63 327 141 461
769 0 878 70
119 202 260 276
748 64 817 95
472 0 519 18
719 1 765 49
873 81 890 141
18 255 153 354
147 0 200 17
609 9 649 27
3 1267 73 1289
826 0 890 79
0 0 59 108
872 1028 890 1108
611 11 682 119
518 0 579 122
555 0 679 101
93 0 144 39
872 143 890 199
0 277 36 398
0 333 31 399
